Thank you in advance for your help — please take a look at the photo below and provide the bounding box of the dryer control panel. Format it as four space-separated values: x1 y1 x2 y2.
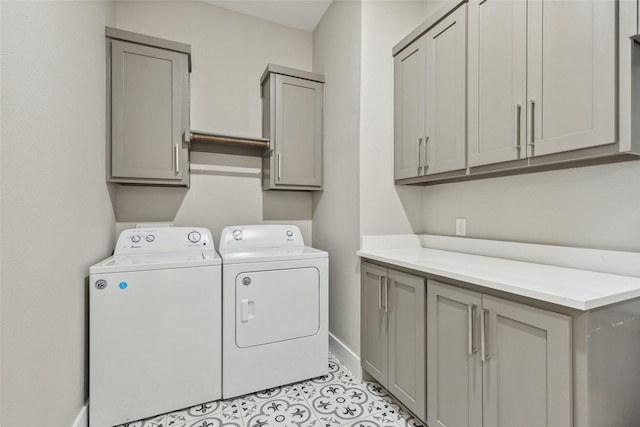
115 227 214 254
219 225 304 250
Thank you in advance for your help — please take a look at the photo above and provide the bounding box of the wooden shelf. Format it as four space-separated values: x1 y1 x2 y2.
190 130 269 148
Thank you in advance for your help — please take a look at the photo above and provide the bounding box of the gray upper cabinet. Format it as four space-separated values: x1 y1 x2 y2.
261 65 324 191
527 0 616 158
468 0 616 167
427 280 572 427
424 5 467 175
107 29 190 186
361 262 426 422
393 4 467 181
467 0 527 167
394 37 426 180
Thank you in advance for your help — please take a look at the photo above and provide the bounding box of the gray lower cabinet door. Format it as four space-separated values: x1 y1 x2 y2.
274 74 323 188
387 270 426 421
467 0 527 167
481 295 572 427
424 4 467 175
427 281 482 427
361 262 388 386
394 36 426 180
110 40 188 184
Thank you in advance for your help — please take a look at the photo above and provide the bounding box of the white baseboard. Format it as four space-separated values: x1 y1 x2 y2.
329 332 361 378
72 402 88 427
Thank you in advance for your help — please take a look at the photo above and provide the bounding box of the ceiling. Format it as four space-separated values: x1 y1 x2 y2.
201 0 333 32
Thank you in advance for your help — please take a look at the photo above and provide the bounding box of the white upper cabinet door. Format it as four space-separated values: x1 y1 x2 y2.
394 37 426 180
468 0 527 167
527 0 616 157
425 5 467 175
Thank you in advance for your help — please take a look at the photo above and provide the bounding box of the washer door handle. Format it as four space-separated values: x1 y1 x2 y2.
240 299 256 323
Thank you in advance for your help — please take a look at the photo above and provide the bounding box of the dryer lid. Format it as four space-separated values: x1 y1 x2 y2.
218 246 327 264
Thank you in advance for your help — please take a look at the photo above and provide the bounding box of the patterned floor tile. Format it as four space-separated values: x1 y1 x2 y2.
305 383 371 425
166 398 241 425
243 394 320 427
112 354 428 427
339 412 402 427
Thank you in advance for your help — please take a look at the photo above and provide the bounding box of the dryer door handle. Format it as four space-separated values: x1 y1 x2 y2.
240 299 256 323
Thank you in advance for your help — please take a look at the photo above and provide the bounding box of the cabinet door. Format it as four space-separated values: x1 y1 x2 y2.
427 281 482 427
361 263 388 386
527 0 616 157
274 75 323 187
394 37 426 180
481 295 572 427
388 270 426 421
467 0 527 167
110 40 188 183
424 5 467 175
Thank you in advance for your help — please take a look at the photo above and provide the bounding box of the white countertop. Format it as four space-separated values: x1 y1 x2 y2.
358 236 640 311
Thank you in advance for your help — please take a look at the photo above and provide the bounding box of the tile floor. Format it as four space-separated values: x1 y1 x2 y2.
116 353 426 427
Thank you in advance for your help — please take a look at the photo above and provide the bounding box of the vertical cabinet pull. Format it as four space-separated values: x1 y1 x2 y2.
277 153 282 181
175 143 180 174
514 104 522 149
468 304 478 355
417 137 423 172
528 99 535 146
378 277 383 311
423 135 430 170
383 277 390 313
481 309 490 362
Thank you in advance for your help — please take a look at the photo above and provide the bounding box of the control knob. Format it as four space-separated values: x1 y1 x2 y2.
146 235 155 242
232 229 243 241
187 231 201 243
131 235 141 243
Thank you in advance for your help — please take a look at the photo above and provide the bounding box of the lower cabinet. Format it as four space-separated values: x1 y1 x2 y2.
361 262 426 421
427 280 572 427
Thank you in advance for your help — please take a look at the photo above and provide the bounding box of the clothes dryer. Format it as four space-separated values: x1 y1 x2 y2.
219 225 328 398
89 227 221 427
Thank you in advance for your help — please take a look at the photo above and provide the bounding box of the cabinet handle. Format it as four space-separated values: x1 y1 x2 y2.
175 143 180 174
481 309 490 362
424 135 430 170
514 104 521 149
384 277 390 313
468 304 478 355
378 276 383 311
417 137 423 172
277 153 282 181
528 99 535 146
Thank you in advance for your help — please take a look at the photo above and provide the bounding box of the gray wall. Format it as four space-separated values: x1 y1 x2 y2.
0 2 117 426
359 0 430 237
312 0 363 356
114 0 314 243
422 162 640 251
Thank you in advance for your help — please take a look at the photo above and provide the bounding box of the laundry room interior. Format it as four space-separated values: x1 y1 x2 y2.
4 0 640 426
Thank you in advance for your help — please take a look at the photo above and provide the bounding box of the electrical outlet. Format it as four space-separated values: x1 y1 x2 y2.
456 218 466 236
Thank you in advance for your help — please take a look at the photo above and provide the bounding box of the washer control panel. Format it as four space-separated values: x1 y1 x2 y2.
115 227 214 254
219 225 304 250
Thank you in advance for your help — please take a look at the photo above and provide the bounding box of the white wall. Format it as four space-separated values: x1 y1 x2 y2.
312 0 362 358
359 0 429 237
114 0 314 243
0 2 117 427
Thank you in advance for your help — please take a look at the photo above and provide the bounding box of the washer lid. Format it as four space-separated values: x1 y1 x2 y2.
90 250 221 274
218 246 327 264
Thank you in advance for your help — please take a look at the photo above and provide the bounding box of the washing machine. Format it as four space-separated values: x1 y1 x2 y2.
219 225 328 398
89 227 221 427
